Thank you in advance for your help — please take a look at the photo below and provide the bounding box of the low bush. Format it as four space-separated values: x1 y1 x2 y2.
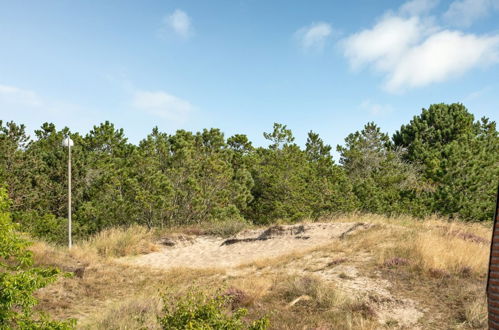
158 289 269 330
202 219 250 237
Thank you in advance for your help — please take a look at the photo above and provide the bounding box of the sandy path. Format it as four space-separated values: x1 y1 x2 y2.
121 222 369 270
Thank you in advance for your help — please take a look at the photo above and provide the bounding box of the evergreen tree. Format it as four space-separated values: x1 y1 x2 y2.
338 122 425 215
393 103 499 220
305 131 358 216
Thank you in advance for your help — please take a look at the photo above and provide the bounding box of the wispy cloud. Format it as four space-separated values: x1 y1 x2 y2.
360 99 393 115
163 9 193 38
341 0 499 92
0 83 100 135
463 86 494 102
0 84 43 107
444 0 499 27
132 90 195 122
295 22 332 51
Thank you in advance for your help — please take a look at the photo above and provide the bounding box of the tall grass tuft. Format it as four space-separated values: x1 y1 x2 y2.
411 231 488 275
81 225 160 257
81 295 163 330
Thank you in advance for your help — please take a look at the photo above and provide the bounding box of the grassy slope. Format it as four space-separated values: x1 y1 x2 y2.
31 214 491 329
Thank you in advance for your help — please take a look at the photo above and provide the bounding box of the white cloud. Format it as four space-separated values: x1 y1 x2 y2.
132 90 194 122
386 31 499 90
400 0 439 16
444 0 499 27
0 84 43 107
360 99 393 115
164 9 192 38
341 0 499 92
342 16 429 71
295 22 332 50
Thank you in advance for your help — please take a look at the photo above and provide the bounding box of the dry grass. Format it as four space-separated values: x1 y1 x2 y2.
463 296 488 328
368 217 490 276
29 213 492 329
235 243 333 270
29 234 224 325
251 274 379 330
79 225 160 258
228 276 273 306
411 231 488 275
79 295 162 330
274 274 343 309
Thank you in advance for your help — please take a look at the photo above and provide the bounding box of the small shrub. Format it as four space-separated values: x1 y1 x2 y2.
158 289 269 329
348 301 377 319
15 211 68 244
203 219 250 238
224 287 250 309
383 257 410 268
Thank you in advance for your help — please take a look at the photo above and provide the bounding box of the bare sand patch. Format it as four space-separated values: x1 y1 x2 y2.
120 222 370 270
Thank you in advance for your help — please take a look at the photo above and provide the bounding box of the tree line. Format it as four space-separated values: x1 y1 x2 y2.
0 103 497 243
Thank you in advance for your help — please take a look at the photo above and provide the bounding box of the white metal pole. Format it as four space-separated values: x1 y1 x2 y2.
68 139 72 249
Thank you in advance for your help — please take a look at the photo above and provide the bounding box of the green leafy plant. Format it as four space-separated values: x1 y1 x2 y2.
0 187 75 329
158 289 269 330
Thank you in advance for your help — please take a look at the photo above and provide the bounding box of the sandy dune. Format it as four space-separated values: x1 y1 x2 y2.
119 221 424 328
123 222 370 270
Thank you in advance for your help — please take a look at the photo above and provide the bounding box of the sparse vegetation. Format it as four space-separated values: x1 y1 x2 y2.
12 214 487 329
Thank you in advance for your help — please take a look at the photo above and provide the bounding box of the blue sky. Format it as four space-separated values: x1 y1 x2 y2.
1 0 498 155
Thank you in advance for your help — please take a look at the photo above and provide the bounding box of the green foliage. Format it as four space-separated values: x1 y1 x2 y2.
247 124 357 224
393 103 499 220
158 290 269 330
15 211 67 244
305 131 358 216
0 103 497 244
338 122 427 216
0 187 75 329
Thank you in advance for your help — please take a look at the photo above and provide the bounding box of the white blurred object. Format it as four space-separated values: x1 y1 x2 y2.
62 136 74 147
